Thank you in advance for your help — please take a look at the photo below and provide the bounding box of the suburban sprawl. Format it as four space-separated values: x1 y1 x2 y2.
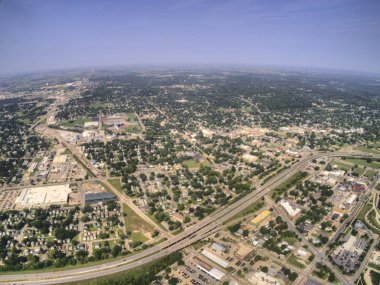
0 67 379 285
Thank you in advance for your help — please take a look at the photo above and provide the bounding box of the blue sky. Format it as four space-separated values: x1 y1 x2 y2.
1 0 379 74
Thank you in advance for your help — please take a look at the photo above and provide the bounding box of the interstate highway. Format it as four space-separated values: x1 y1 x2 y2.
0 151 379 284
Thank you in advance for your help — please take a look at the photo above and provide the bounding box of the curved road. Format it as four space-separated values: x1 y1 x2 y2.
1 151 379 284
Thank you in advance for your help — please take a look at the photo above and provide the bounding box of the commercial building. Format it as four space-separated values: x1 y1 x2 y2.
193 256 225 281
280 200 301 218
248 271 281 285
84 192 116 204
202 249 229 268
211 242 225 253
234 244 253 260
16 184 71 207
345 194 357 207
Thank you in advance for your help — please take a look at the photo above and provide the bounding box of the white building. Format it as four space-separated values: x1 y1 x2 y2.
202 249 229 268
248 271 281 285
280 200 301 218
16 184 72 207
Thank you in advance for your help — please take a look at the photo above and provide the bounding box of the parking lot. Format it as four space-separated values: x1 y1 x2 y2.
0 189 19 211
172 257 220 285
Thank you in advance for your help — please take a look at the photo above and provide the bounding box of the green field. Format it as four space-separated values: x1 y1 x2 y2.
357 204 372 221
354 146 380 154
61 117 93 128
356 204 380 235
287 254 306 269
331 160 352 171
283 237 298 245
353 167 366 176
125 113 138 120
90 102 113 109
64 252 183 285
130 232 149 243
367 210 380 232
124 204 154 233
108 178 123 191
225 200 264 223
364 169 377 180
345 158 380 169
271 171 308 198
124 124 141 133
182 159 210 169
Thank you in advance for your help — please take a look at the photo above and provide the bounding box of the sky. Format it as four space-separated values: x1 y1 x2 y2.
1 0 380 74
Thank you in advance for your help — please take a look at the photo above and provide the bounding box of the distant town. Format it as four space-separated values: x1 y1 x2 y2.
0 67 379 285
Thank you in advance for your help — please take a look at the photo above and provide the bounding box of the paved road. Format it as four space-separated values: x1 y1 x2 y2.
40 127 170 239
292 168 379 285
267 197 351 285
1 152 379 284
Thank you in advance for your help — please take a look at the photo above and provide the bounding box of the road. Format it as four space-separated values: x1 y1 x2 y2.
294 169 379 285
267 197 351 285
1 152 379 284
38 127 171 239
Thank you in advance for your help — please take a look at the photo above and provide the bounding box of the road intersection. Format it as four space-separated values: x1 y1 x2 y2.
0 150 379 284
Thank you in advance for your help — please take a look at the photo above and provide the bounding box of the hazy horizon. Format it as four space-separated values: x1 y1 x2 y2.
1 0 380 75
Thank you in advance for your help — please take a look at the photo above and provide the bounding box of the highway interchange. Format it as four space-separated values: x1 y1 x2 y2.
1 75 379 284
0 150 379 284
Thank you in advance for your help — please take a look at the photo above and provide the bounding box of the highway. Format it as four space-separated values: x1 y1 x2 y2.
0 151 379 284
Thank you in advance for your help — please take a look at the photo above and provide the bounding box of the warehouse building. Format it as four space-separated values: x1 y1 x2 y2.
202 249 230 268
84 192 116 204
16 184 71 207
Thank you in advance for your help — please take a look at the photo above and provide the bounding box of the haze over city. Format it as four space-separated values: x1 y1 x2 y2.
1 0 380 74
1 1 380 285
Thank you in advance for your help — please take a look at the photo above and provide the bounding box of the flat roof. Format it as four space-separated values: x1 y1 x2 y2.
16 184 71 207
202 249 229 268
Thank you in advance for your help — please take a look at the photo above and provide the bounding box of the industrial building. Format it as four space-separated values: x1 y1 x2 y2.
280 200 301 218
15 184 72 207
193 256 225 281
84 192 116 204
201 249 229 268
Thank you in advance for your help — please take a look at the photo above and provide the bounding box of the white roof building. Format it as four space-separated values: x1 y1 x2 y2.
345 194 357 206
84 121 99 128
202 249 229 268
16 184 72 207
248 271 281 285
280 200 301 218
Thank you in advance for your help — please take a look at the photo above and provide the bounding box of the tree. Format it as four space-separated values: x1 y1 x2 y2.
289 272 298 281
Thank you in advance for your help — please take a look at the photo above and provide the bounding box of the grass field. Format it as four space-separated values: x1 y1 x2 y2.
364 169 377 180
108 178 123 191
353 167 366 176
345 158 380 169
124 204 154 233
90 102 113 109
354 146 380 154
367 210 380 232
287 254 306 269
271 171 308 198
64 252 182 285
61 117 93 128
225 200 264 223
123 124 141 133
182 159 210 169
130 232 149 243
357 204 372 221
331 160 352 171
283 237 298 246
125 113 138 120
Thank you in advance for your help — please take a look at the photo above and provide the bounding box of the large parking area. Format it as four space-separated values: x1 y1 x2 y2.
0 189 19 211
